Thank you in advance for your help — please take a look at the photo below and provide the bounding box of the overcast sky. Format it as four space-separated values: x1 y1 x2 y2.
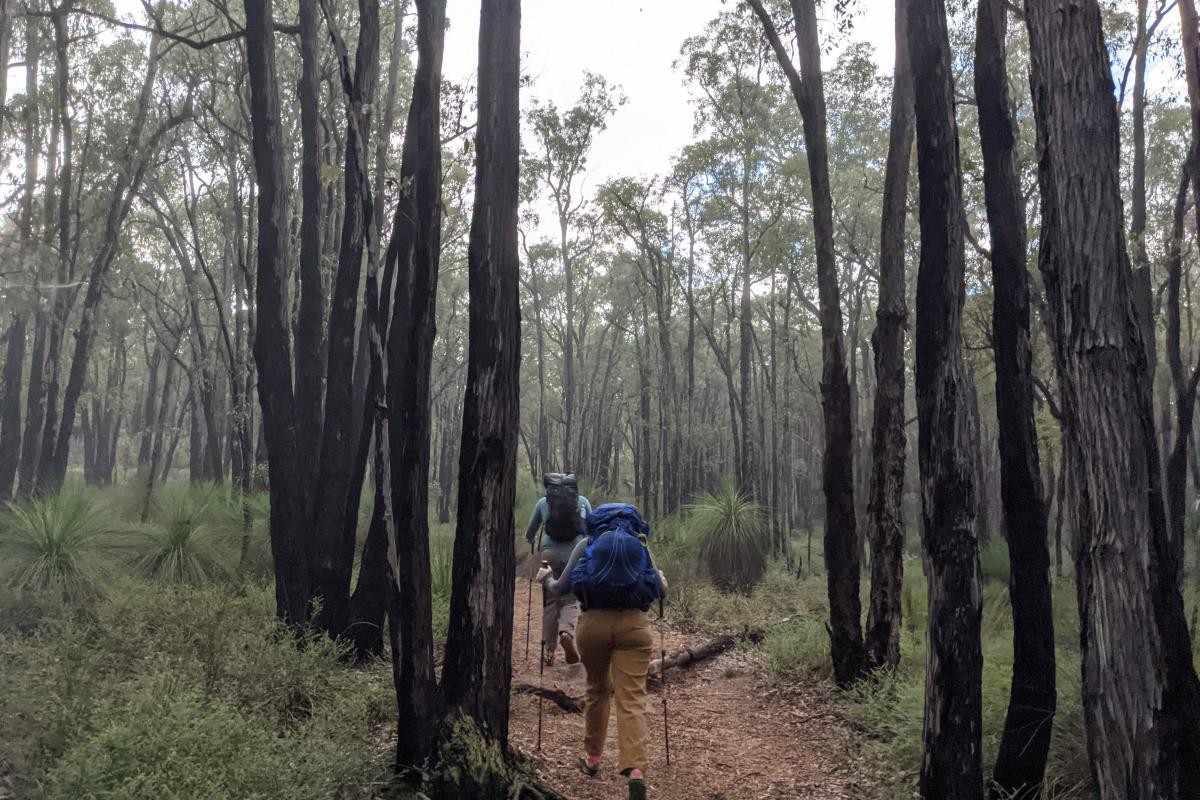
437 0 894 187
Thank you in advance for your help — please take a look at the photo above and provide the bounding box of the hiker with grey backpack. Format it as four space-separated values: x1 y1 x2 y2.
536 503 668 800
526 473 592 666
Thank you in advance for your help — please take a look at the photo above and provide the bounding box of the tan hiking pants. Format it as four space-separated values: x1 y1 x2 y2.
576 608 653 773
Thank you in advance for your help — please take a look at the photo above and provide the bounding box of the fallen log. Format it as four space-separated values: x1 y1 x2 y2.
512 683 584 713
648 628 766 680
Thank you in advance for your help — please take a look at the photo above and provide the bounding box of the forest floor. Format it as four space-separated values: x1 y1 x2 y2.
507 558 870 800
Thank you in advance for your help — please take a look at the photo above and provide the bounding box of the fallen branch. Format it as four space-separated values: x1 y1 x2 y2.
648 628 765 681
512 684 583 713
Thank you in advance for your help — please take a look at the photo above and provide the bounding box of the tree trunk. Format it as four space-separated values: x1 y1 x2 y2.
295 0 326 485
747 0 865 685
384 0 446 767
311 0 381 639
864 0 913 673
1025 0 1200 795
441 0 520 740
244 0 313 626
40 15 180 493
910 0 983 796
1131 0 1157 374
0 316 25 501
976 2 1056 795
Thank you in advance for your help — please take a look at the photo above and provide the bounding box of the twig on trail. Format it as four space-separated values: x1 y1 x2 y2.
513 683 584 714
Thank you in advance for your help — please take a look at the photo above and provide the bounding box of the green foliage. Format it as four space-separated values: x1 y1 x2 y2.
688 486 771 592
133 484 238 583
44 686 384 800
979 539 1012 585
0 578 392 799
0 490 123 594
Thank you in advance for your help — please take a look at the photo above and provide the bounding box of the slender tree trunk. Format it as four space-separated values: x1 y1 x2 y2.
244 0 312 626
0 317 25 500
311 0 381 639
976 2 1056 795
384 0 445 767
441 0 520 739
1132 0 1156 373
1025 0 1200 795
295 0 326 484
910 0 983 795
864 0 913 672
747 0 865 685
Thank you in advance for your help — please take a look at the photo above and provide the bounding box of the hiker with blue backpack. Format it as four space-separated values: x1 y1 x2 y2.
536 502 668 800
526 473 592 666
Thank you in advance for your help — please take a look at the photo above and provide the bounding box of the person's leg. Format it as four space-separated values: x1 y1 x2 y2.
576 610 616 760
609 609 653 776
559 595 581 663
541 590 559 662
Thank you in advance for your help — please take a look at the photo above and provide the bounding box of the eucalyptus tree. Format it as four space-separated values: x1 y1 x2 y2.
1025 0 1200 795
523 73 623 470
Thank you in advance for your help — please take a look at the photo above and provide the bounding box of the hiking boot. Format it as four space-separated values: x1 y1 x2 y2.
543 650 555 668
560 631 580 665
577 755 601 778
628 777 646 800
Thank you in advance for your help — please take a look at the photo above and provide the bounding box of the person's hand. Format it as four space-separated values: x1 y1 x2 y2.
656 569 668 590
535 566 552 583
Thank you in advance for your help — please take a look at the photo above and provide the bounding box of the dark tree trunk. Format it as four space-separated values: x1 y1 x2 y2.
864 0 913 673
441 0 520 740
0 316 25 501
1025 0 1200 796
747 0 865 685
295 0 326 485
244 0 312 626
311 0 381 639
910 0 983 796
384 0 446 767
1131 0 1156 373
977 5 1056 797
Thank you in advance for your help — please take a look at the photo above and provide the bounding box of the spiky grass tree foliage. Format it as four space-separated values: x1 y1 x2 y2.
689 486 770 593
135 484 236 583
0 490 120 594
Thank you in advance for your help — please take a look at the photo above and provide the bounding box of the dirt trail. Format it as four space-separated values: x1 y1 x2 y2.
508 563 868 800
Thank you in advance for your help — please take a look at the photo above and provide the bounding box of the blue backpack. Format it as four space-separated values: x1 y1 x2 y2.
570 503 662 612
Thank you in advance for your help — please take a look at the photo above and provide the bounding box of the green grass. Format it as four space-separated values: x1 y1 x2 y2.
0 489 125 595
687 486 771 592
133 483 240 583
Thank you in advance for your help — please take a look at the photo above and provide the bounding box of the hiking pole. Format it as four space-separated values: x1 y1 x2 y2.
640 533 672 767
659 596 671 767
536 559 549 751
525 540 535 662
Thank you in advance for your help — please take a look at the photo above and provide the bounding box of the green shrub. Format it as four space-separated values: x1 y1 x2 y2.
44 686 384 800
688 486 770 592
979 539 1011 585
0 490 123 594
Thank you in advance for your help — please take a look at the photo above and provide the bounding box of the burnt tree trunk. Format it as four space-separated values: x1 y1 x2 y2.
384 0 445 767
0 317 25 501
295 0 326 484
440 0 520 740
977 4 1056 796
864 0 913 673
1025 0 1200 796
311 0 380 639
244 0 312 626
910 0 983 796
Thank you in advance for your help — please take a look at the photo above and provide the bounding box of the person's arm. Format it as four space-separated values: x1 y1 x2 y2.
540 537 587 596
525 498 546 545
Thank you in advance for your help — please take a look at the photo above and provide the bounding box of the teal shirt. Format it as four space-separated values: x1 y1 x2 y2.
526 495 592 548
